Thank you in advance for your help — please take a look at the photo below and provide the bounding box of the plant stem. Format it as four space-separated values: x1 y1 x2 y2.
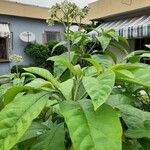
73 77 80 101
66 27 71 63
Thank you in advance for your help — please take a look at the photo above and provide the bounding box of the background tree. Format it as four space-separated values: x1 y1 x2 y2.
47 0 89 63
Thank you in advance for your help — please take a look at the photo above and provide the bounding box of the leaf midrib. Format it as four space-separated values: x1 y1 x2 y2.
76 102 96 150
0 93 48 149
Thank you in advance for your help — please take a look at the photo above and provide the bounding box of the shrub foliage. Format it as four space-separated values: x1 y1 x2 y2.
24 41 66 70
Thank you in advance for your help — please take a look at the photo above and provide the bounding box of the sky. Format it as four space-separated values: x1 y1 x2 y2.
9 0 97 8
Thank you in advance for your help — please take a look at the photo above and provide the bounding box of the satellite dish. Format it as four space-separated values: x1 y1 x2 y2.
70 25 79 32
19 31 35 42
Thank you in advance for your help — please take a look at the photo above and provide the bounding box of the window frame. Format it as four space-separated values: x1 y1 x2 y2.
0 22 10 63
135 37 150 64
0 37 10 63
135 38 150 50
44 31 61 43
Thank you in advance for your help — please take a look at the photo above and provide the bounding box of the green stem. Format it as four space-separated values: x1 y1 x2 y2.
66 28 71 63
73 77 80 101
66 26 73 78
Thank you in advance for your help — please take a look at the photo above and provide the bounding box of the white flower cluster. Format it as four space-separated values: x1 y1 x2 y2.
9 54 23 63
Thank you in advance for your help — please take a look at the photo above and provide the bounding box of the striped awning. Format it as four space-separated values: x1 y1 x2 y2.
0 23 10 38
90 16 150 39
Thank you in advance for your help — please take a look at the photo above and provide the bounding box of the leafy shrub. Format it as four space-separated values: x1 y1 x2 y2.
24 41 66 71
46 40 66 55
24 43 49 68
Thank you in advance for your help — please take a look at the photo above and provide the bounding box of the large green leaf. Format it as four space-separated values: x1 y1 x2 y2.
107 29 119 41
24 67 58 87
82 66 97 77
111 63 144 71
3 86 33 105
92 54 113 68
31 123 65 150
0 83 12 101
115 69 134 79
96 35 111 51
107 94 134 108
48 56 75 74
111 41 128 55
133 68 150 88
82 70 115 110
59 79 74 101
125 50 150 63
0 74 15 81
60 100 122 150
117 68 150 88
83 58 103 75
0 92 49 150
118 105 150 138
47 52 75 78
25 78 52 89
118 36 129 46
112 64 150 88
105 49 118 64
72 36 82 45
19 122 48 142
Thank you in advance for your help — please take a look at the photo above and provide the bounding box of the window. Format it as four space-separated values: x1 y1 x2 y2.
0 23 10 62
0 37 9 62
45 31 61 42
135 38 150 50
135 38 150 64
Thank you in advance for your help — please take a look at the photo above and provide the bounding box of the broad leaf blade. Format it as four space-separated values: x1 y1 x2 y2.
96 35 111 51
49 56 75 74
31 123 65 150
108 30 119 41
83 58 103 75
105 49 118 64
19 122 48 142
92 54 113 68
118 36 129 46
133 68 150 88
25 78 52 89
59 79 74 101
3 86 33 105
0 83 12 102
111 41 128 55
0 92 49 150
111 63 145 71
107 94 134 108
115 69 134 79
60 100 122 150
48 52 75 78
115 67 150 88
24 67 58 86
118 105 150 138
83 70 115 110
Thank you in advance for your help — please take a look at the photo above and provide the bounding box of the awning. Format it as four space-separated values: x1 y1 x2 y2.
89 16 150 39
0 23 10 38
